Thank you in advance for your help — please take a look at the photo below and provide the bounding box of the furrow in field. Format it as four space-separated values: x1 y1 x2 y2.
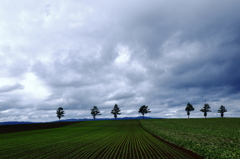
1 122 106 158
79 127 124 157
138 120 204 159
93 136 118 159
47 131 117 158
82 122 129 159
139 130 173 158
135 128 149 158
60 123 125 159
0 127 99 152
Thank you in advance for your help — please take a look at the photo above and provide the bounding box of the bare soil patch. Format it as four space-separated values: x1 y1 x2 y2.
0 121 81 134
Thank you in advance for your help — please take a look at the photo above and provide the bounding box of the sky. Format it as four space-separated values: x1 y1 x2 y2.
0 0 240 122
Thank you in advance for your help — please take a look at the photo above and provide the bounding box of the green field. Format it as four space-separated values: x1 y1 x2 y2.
0 120 197 159
1 118 239 159
140 118 240 159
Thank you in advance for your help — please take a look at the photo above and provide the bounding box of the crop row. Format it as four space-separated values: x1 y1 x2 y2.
0 122 108 158
0 120 197 159
139 118 240 159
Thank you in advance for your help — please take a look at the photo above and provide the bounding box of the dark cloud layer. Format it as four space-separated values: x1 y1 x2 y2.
0 0 239 122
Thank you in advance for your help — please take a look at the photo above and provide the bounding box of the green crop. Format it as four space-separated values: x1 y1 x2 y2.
0 120 197 159
139 118 240 159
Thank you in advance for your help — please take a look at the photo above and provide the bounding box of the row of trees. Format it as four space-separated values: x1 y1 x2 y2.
185 103 227 118
90 104 151 120
56 103 227 121
56 104 151 121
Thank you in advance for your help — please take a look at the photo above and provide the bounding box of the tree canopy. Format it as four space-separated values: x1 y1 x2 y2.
200 103 211 118
138 105 151 119
56 107 65 121
91 106 101 120
218 105 227 117
111 104 121 120
185 103 194 118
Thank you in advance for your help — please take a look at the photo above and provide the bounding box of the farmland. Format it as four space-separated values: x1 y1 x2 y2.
0 121 81 134
140 118 240 159
0 120 201 159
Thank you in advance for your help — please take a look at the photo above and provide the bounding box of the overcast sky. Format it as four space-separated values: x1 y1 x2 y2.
0 0 240 122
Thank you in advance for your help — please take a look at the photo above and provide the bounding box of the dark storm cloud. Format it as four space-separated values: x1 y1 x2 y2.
32 0 240 119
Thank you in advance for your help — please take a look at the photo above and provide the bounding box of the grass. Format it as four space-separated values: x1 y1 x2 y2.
0 120 196 159
139 118 240 159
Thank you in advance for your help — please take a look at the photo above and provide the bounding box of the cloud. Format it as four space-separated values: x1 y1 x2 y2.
109 91 135 101
0 0 239 122
0 83 24 93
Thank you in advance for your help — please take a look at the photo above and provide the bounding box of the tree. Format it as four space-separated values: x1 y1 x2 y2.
111 104 121 120
90 106 101 120
218 105 227 117
138 105 151 119
185 103 194 118
200 103 211 118
56 107 65 121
